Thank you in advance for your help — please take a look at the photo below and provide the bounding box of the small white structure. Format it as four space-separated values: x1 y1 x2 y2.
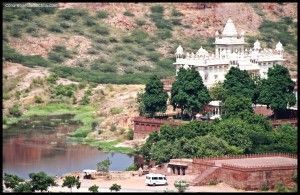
208 100 222 120
174 18 285 88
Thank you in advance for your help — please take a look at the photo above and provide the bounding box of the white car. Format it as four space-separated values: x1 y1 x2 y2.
145 173 168 186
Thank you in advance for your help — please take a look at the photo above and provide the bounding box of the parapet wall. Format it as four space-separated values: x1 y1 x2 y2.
133 117 180 139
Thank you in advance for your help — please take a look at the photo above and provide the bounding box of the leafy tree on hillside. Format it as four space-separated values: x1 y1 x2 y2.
269 124 297 153
62 176 81 192
139 75 168 117
171 67 211 118
223 67 256 101
222 95 253 118
29 171 56 192
258 65 296 119
97 158 111 173
13 182 32 192
3 173 24 189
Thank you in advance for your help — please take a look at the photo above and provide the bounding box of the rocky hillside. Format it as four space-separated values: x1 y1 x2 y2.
3 2 297 82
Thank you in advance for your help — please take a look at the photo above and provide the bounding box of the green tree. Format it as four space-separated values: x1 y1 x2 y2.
13 182 32 192
140 75 168 117
109 183 121 192
223 67 256 101
149 139 174 164
171 67 211 118
3 173 24 189
88 185 99 192
258 65 296 118
62 176 81 192
29 171 56 192
209 82 225 100
126 128 134 140
97 158 111 173
174 180 189 193
223 95 253 118
270 124 297 153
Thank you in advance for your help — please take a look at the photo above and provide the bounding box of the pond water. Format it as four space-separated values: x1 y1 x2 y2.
3 114 134 179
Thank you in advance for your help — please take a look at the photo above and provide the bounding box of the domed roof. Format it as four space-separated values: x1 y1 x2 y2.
222 18 238 37
253 40 261 50
176 45 184 55
196 46 208 56
275 41 283 51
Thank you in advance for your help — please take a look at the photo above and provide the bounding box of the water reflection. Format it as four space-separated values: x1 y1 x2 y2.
3 114 133 179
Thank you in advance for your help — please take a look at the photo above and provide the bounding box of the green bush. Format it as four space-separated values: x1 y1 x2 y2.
84 16 96 26
10 23 23 37
261 182 269 191
53 84 76 98
94 24 110 36
47 73 58 84
110 124 117 132
125 163 138 171
34 96 44 104
96 10 109 19
48 24 63 33
171 8 183 17
157 29 172 39
9 105 22 117
110 107 123 115
58 8 87 21
150 5 164 14
275 181 287 192
147 52 160 62
123 10 135 17
48 45 72 63
126 129 134 140
60 21 73 29
135 19 146 26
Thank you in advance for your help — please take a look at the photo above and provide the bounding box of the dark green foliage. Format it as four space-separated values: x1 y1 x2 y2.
4 173 24 189
135 19 146 26
97 158 111 173
139 75 168 117
9 104 22 117
13 182 32 192
146 51 161 62
223 67 256 101
126 128 134 140
174 180 189 193
171 8 183 17
258 65 296 118
171 68 211 117
209 82 225 100
47 73 58 84
48 45 72 63
124 10 135 17
110 183 121 192
60 21 73 29
88 185 99 192
62 176 81 192
150 5 172 30
53 84 76 98
4 44 52 68
150 5 164 14
34 96 44 104
261 182 269 191
58 8 87 21
81 89 91 105
10 23 23 37
259 18 297 54
270 124 297 153
157 29 172 39
94 24 110 36
84 16 96 26
223 95 253 118
48 24 63 33
29 172 56 192
90 59 117 73
275 181 287 192
97 10 109 19
213 118 253 152
126 163 138 171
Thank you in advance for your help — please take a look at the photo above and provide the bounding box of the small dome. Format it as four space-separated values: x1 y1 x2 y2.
197 46 208 56
222 18 238 37
253 40 261 50
176 45 184 55
275 41 283 51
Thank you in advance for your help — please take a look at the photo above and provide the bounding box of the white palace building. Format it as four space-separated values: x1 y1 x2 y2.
174 18 285 88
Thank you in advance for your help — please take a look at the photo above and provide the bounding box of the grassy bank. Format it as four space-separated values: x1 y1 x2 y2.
4 103 135 154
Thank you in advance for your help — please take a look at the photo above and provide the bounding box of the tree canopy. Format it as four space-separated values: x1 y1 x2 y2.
139 75 168 117
3 173 24 189
97 158 111 173
171 67 211 117
110 183 121 192
223 67 256 101
62 176 81 192
29 171 56 192
258 64 296 118
222 95 253 118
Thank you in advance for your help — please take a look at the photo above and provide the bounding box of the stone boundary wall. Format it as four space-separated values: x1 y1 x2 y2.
193 153 297 163
133 117 181 139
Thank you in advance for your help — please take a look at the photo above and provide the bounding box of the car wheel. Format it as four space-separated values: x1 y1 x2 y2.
153 183 156 186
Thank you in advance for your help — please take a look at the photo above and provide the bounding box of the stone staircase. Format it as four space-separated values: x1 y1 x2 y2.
190 166 221 186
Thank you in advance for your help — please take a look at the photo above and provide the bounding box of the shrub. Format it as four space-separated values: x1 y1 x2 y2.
9 104 22 117
34 96 44 104
150 5 164 14
275 181 287 192
147 52 160 62
10 23 23 37
47 73 58 84
97 158 111 172
96 10 109 19
48 45 72 63
261 182 269 191
94 24 110 36
110 124 117 132
125 163 138 171
84 16 96 26
157 29 172 39
109 184 121 192
110 107 123 115
48 24 63 33
58 8 87 21
174 180 189 193
135 19 146 26
88 185 99 193
171 8 183 17
123 10 135 17
53 84 76 98
60 21 73 29
126 128 134 140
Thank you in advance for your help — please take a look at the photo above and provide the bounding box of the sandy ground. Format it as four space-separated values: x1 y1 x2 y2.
47 172 244 192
